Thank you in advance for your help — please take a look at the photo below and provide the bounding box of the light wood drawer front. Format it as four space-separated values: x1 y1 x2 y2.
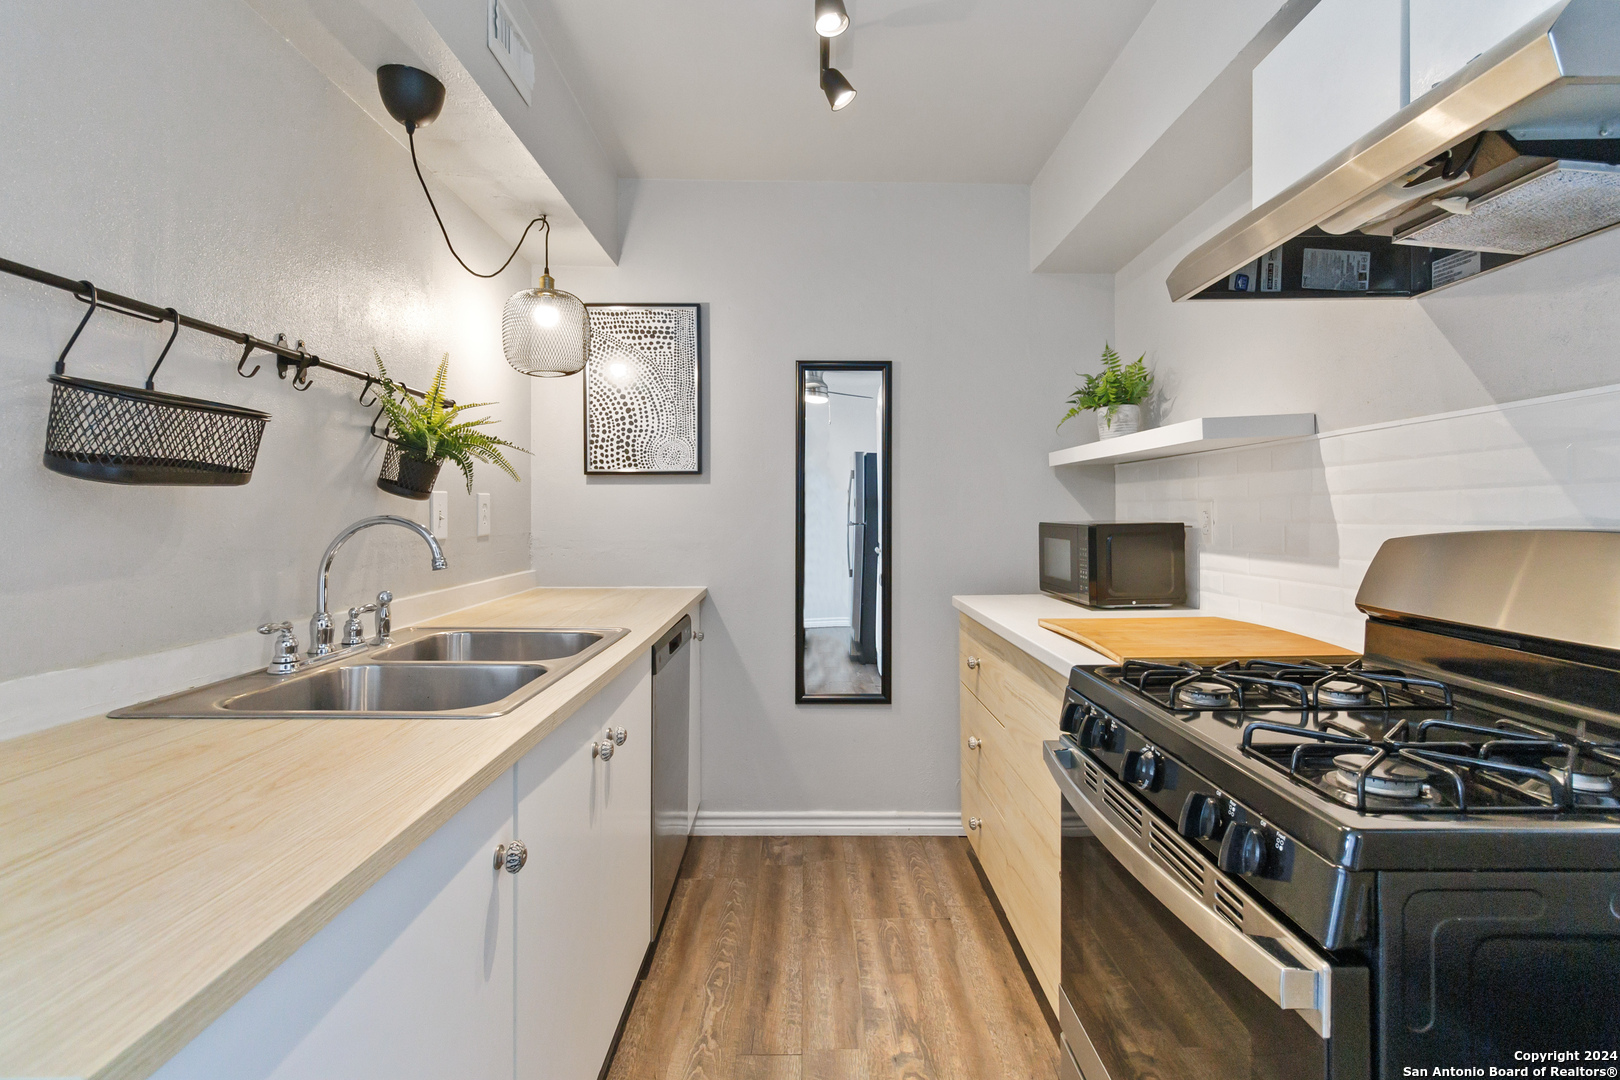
961 685 1060 1008
960 616 1067 747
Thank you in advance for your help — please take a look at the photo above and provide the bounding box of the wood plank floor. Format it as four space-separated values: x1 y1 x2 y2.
606 836 1059 1080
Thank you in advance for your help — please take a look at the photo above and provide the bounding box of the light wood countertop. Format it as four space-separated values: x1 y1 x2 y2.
0 586 705 1080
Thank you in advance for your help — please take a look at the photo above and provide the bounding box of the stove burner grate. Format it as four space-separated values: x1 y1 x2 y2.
1242 714 1620 814
1117 658 1454 713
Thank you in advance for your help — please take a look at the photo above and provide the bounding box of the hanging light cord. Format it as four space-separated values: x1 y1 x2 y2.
408 127 548 278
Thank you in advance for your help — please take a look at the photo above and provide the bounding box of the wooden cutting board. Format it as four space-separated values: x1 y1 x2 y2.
1037 616 1360 664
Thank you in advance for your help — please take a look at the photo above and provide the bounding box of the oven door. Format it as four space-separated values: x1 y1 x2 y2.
1045 743 1368 1080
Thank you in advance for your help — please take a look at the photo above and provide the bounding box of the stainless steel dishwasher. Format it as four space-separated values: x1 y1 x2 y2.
650 615 692 939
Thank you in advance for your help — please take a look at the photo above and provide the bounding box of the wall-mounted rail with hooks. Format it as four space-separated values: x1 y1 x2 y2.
0 256 447 404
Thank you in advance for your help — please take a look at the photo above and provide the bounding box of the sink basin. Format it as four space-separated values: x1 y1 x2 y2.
107 625 630 719
220 663 547 713
370 630 606 663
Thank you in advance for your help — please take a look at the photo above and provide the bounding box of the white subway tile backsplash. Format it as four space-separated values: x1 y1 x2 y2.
1116 384 1620 651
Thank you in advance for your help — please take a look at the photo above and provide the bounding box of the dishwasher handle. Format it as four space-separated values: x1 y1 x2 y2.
653 614 693 675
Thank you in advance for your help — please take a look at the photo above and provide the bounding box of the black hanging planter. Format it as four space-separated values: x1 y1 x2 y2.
377 443 441 500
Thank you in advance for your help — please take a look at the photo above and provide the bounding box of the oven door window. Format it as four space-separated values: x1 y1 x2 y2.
1062 818 1326 1079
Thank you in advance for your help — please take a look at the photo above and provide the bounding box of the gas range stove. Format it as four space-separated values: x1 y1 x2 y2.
1046 531 1620 1080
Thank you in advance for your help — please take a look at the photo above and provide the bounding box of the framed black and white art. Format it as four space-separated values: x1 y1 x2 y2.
583 303 702 475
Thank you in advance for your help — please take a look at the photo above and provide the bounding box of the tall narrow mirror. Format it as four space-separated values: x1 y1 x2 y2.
797 361 891 703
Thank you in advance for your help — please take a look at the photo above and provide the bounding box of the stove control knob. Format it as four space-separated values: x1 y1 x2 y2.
1178 793 1223 841
1218 824 1269 877
1079 712 1113 751
1124 748 1161 791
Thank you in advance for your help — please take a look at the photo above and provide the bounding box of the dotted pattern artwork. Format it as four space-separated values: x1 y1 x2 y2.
584 305 699 473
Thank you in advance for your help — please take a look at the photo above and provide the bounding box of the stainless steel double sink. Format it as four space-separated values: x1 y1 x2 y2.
110 627 629 719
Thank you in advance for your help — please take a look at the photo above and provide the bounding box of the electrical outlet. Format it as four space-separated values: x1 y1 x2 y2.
476 493 491 538
1196 502 1215 544
429 490 449 540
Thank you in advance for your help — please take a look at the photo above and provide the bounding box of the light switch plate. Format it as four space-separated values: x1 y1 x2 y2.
429 490 449 540
476 493 491 538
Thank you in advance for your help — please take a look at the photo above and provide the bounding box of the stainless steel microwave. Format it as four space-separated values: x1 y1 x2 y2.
1039 522 1187 608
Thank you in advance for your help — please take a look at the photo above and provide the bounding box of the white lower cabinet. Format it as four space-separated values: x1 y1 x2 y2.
515 655 652 1080
149 655 653 1080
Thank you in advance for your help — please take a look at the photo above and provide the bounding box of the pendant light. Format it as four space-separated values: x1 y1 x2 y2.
375 64 589 377
501 221 589 376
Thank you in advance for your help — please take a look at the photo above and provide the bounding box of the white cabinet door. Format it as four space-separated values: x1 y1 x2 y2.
1409 0 1561 100
1251 0 1407 206
150 776 516 1080
514 656 652 1080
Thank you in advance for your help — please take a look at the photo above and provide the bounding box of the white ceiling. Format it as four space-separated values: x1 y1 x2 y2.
521 0 1157 184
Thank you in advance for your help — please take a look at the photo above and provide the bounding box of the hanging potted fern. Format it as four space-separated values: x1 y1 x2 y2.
372 351 528 500
1058 343 1155 440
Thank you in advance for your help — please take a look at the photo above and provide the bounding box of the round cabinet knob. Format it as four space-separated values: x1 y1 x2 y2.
1218 824 1269 877
494 841 528 874
967 817 982 831
1125 748 1161 791
612 727 628 746
967 736 982 750
965 655 980 670
1178 793 1223 841
593 740 615 761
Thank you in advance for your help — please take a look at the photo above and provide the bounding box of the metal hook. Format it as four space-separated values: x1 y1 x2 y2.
144 308 181 391
55 281 99 376
292 340 315 391
369 403 393 442
358 375 378 407
236 335 261 379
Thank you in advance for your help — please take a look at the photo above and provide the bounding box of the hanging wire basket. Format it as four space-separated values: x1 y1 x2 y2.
376 442 442 500
42 285 269 486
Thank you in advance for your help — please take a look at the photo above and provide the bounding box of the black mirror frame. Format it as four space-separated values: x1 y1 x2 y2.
796 360 892 704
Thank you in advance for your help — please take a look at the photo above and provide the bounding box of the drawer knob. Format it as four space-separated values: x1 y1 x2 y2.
494 841 528 874
965 655 981 670
967 735 982 750
967 816 981 831
593 740 615 761
612 726 628 746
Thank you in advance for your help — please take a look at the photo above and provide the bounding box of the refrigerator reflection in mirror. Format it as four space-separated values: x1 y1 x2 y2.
797 363 890 703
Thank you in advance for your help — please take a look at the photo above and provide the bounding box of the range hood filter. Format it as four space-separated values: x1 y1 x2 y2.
1395 160 1620 255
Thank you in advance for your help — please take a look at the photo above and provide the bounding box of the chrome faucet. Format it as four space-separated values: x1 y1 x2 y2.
311 516 446 656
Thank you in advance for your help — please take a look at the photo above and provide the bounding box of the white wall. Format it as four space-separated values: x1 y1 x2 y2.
0 1 534 695
1109 164 1620 646
533 180 1113 822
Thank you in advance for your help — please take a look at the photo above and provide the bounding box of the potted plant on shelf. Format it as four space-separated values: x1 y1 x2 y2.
372 351 528 500
1058 343 1155 440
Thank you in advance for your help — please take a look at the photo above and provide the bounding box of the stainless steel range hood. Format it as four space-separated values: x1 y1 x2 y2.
1168 0 1620 301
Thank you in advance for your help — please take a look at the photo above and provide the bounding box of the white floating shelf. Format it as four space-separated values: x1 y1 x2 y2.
1049 414 1317 467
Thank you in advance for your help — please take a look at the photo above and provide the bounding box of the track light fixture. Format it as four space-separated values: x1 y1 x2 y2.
814 0 849 37
819 36 857 111
376 64 589 377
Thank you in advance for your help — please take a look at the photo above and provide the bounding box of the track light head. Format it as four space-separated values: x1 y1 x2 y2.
376 64 445 133
821 66 857 111
814 0 850 36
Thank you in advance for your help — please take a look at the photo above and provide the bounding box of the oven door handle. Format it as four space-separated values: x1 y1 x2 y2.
1044 742 1335 1038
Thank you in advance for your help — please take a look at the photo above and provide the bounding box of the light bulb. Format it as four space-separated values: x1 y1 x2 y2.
531 303 561 328
814 0 849 36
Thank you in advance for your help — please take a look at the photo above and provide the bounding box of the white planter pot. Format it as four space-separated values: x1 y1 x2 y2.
1097 404 1142 440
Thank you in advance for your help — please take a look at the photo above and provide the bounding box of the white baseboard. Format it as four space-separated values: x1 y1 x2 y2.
0 569 540 743
802 617 851 629
692 810 964 836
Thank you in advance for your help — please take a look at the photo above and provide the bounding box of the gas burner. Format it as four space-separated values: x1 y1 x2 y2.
1179 682 1236 709
1331 754 1430 800
1545 757 1616 794
1316 681 1372 708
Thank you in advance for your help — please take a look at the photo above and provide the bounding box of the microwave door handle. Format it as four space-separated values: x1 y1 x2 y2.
1043 743 1335 1038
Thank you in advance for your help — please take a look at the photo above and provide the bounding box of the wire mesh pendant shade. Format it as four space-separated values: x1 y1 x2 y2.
502 274 590 376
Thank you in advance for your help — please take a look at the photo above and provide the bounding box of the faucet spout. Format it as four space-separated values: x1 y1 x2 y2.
310 515 447 656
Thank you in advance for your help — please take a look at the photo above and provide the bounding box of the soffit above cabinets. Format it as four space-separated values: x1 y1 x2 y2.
1167 0 1620 302
247 0 617 267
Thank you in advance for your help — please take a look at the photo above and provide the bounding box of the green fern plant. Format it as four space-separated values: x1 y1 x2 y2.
373 350 528 492
1058 343 1154 429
